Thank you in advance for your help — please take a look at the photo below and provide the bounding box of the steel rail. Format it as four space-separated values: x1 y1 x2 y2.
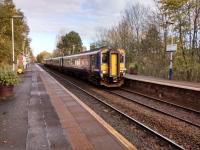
121 88 200 114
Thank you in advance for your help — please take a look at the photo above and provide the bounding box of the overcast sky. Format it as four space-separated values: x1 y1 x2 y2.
13 0 154 56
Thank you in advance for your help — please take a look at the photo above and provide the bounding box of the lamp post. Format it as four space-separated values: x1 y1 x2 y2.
11 15 23 71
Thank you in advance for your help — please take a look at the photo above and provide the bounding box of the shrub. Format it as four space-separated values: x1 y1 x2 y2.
129 63 139 75
0 66 20 86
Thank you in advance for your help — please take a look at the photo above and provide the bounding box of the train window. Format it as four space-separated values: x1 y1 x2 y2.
67 59 70 65
102 53 107 63
72 59 75 65
91 55 96 66
80 58 83 65
120 54 124 63
86 59 88 66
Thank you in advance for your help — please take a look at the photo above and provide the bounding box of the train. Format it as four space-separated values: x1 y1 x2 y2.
43 47 126 87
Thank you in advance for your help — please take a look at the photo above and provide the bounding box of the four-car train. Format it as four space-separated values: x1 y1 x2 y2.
43 47 126 87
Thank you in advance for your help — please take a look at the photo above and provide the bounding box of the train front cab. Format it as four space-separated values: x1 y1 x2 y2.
44 58 52 68
100 48 126 87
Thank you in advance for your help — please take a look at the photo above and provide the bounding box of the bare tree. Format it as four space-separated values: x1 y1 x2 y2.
124 3 149 42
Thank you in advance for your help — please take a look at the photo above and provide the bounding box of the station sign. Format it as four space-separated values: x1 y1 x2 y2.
166 44 177 52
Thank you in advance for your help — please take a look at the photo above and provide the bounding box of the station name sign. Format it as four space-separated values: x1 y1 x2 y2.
166 44 177 52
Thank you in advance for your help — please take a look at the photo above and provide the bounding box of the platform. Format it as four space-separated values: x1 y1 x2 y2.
125 74 200 92
35 64 136 150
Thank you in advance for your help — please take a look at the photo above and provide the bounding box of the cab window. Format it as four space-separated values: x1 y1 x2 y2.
102 53 108 63
120 54 124 63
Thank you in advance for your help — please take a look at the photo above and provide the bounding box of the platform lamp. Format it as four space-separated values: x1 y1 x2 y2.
11 15 23 71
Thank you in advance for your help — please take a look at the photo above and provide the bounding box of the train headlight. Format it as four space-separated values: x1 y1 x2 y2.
102 70 107 74
120 70 126 76
101 70 107 78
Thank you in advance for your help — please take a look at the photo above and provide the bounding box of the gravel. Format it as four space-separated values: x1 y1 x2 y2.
111 89 200 126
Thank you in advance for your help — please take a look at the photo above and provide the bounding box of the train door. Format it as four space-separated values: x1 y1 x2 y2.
111 53 118 76
60 58 63 71
90 55 96 72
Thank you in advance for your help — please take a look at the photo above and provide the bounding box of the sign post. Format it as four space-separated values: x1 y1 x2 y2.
166 37 177 80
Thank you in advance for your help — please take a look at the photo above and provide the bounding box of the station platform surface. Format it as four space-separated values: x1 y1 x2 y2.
0 64 136 150
125 74 200 92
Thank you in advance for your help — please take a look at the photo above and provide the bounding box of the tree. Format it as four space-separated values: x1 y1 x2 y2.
52 49 62 57
157 0 200 80
124 3 149 43
0 0 31 65
96 3 152 69
36 51 51 63
140 24 165 77
56 31 82 55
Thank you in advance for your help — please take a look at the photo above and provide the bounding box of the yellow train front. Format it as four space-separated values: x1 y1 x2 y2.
99 48 126 87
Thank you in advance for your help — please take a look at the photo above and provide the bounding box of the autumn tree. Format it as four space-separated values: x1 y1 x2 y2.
52 49 62 57
157 0 200 80
0 0 31 64
36 51 51 63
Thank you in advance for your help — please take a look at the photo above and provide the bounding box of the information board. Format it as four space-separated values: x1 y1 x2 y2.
166 44 177 52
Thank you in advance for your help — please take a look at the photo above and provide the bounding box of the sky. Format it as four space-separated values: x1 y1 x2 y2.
13 0 154 56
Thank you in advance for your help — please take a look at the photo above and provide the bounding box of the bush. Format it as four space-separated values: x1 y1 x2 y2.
0 66 20 86
128 63 139 75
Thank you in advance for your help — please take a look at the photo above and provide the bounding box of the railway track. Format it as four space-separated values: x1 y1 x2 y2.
121 88 200 114
43 67 185 150
105 89 200 128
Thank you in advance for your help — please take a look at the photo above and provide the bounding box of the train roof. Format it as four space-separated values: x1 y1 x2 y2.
44 57 62 61
64 45 113 58
43 46 123 61
43 49 100 61
63 49 100 59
